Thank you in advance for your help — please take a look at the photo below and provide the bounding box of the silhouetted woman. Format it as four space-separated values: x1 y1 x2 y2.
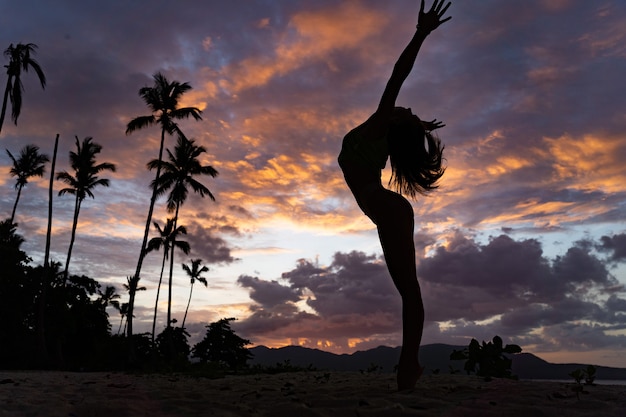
338 0 451 390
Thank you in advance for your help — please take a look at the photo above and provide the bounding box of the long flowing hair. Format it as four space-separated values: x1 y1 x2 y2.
388 118 445 198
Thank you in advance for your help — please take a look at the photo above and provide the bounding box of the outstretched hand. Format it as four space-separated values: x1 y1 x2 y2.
421 119 445 131
418 0 452 34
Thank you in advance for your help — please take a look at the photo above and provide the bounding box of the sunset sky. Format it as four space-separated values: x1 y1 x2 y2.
2 0 626 368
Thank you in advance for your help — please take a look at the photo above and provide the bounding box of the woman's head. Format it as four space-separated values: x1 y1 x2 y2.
387 107 445 198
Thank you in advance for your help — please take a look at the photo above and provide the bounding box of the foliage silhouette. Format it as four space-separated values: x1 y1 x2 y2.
181 258 209 328
192 318 252 370
0 225 250 372
0 225 123 371
56 136 116 281
0 43 46 134
450 335 522 380
568 365 597 399
125 72 202 339
146 218 190 344
156 326 190 367
0 220 35 367
112 301 129 335
148 135 217 328
5 145 50 223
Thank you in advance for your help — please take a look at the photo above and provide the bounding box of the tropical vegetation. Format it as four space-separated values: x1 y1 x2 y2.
1 45 245 372
125 72 203 339
146 218 190 344
56 136 116 281
182 258 209 329
5 144 49 224
148 135 218 329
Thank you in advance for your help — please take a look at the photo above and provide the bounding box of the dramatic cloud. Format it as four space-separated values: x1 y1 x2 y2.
235 233 626 356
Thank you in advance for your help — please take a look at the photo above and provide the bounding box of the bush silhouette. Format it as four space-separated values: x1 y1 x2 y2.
450 335 522 380
192 318 252 370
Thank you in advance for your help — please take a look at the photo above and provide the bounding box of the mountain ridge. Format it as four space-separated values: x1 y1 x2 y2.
249 344 626 380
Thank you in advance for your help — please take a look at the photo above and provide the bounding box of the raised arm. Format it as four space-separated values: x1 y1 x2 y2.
377 0 451 118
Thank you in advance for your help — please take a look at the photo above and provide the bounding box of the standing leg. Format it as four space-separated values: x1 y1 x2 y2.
367 189 425 390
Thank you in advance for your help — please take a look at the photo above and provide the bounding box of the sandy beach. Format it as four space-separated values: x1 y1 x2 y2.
1 371 625 417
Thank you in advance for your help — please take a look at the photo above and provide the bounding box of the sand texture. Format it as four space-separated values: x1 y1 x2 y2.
1 371 625 416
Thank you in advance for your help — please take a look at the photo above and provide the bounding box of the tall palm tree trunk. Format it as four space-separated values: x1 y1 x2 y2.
39 134 59 365
166 241 175 328
181 281 194 329
166 203 181 328
63 194 82 283
43 135 58 268
127 128 166 338
0 75 13 134
117 316 125 335
9 184 23 224
151 251 168 344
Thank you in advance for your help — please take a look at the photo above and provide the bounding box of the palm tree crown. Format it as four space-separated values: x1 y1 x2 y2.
126 72 202 136
1 43 46 134
57 137 116 201
149 136 218 212
181 258 209 328
6 144 49 223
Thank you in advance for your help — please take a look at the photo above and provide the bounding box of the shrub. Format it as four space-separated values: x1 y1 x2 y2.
191 318 252 370
450 335 522 380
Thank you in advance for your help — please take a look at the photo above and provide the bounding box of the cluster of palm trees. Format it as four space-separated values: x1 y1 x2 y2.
3 43 219 350
6 138 117 285
125 72 218 342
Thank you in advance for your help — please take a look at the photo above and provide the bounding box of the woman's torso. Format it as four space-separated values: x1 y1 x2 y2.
338 126 388 214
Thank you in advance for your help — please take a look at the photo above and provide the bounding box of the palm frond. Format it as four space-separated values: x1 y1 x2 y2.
126 115 156 134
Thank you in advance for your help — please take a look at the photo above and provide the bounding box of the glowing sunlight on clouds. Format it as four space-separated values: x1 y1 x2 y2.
3 0 626 366
547 133 626 193
219 1 387 93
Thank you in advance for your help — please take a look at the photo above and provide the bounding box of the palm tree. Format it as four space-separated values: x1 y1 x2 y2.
181 258 209 329
56 136 116 282
97 285 121 313
6 144 49 224
149 136 217 328
125 72 202 338
39 133 59 364
1 43 46 134
120 277 146 335
113 302 129 335
146 218 190 344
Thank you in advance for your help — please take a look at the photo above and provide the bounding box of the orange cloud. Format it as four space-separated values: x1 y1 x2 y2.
219 1 387 93
546 133 626 193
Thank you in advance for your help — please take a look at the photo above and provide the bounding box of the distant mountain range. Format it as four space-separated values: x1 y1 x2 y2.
249 344 626 381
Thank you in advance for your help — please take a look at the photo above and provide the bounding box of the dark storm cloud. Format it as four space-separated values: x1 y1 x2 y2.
186 222 238 264
599 233 626 262
283 251 397 316
418 234 622 321
237 274 301 308
235 250 403 348
606 295 626 313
